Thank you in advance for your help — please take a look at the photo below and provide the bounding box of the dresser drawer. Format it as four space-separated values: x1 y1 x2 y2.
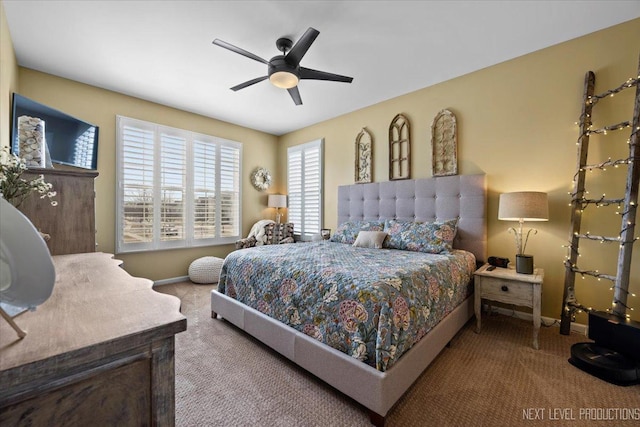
478 276 533 307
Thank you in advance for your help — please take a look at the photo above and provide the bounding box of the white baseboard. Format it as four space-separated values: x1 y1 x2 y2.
153 275 190 287
485 305 588 336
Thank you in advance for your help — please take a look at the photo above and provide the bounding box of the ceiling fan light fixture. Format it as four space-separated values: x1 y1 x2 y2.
213 27 352 105
269 71 299 89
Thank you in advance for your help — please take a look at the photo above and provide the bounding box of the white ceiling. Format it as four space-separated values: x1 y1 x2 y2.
4 1 640 136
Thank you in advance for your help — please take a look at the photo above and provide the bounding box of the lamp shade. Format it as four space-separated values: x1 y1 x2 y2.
498 192 549 221
268 194 287 209
269 72 299 89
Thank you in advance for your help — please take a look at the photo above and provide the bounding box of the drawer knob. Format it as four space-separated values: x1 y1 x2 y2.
501 285 509 292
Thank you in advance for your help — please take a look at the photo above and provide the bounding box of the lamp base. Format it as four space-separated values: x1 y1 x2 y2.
516 254 534 274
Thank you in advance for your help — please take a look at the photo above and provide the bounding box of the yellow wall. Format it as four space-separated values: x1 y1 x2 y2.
278 18 640 322
16 69 278 281
0 1 18 148
2 9 638 321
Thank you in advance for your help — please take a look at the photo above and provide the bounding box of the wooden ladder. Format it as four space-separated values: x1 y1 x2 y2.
560 56 640 334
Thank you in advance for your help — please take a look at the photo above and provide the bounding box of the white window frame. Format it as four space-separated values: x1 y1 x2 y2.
116 115 242 253
287 138 323 240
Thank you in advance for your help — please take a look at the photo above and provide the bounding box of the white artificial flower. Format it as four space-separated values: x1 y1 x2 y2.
0 147 57 207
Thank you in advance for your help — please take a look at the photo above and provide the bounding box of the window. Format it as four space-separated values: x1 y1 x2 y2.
116 116 241 253
287 139 323 240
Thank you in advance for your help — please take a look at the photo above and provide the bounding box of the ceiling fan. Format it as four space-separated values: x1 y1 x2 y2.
213 27 353 106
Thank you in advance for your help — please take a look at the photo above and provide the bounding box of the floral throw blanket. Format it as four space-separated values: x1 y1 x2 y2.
218 241 475 371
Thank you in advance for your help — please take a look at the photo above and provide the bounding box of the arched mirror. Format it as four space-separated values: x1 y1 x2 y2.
355 127 373 183
389 114 411 180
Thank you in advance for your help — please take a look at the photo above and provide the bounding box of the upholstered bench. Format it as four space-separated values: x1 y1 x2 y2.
188 256 224 284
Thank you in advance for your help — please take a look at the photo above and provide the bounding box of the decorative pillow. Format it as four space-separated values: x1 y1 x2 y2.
235 235 257 249
330 220 384 245
264 223 294 245
353 231 387 249
383 219 458 254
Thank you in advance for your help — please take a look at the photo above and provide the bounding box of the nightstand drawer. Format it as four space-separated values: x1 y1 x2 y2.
478 277 533 307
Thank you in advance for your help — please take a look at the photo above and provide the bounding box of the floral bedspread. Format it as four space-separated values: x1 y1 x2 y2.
218 241 476 371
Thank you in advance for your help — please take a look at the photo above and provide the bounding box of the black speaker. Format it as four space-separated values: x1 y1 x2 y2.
588 311 640 361
515 254 534 274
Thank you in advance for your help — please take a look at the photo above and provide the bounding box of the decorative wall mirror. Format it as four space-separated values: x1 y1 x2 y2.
355 127 373 183
389 114 411 180
431 109 458 176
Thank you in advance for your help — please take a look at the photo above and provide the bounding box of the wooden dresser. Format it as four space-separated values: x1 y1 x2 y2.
19 168 98 255
0 252 187 426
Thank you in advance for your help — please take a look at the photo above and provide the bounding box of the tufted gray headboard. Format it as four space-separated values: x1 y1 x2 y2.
337 174 487 263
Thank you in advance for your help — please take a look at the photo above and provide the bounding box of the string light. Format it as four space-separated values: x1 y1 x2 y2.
570 194 624 209
573 157 633 181
577 232 620 243
585 76 639 105
584 120 632 136
567 301 593 314
609 286 637 298
568 265 616 282
608 299 634 312
564 72 639 323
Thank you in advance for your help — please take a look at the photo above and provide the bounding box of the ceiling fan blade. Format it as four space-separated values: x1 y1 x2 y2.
230 76 268 91
287 86 302 106
299 67 353 83
213 39 269 65
285 27 320 66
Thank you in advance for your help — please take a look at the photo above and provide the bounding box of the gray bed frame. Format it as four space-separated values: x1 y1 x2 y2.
211 174 486 426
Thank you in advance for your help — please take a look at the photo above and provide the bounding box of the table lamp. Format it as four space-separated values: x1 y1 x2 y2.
498 191 549 274
268 194 287 224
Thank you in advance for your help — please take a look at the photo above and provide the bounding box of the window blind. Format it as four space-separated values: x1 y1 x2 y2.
160 132 186 242
193 140 216 239
116 116 242 253
287 139 323 240
219 145 240 238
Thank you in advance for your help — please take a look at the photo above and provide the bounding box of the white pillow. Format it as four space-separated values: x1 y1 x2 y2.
353 231 387 249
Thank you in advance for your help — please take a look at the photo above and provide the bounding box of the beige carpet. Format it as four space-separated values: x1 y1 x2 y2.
156 282 640 427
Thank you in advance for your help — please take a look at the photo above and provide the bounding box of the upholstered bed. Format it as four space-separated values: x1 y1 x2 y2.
211 174 486 425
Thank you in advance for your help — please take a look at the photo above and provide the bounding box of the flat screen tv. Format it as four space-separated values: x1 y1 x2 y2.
11 93 99 170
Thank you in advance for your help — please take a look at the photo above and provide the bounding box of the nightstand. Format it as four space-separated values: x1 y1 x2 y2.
474 263 544 349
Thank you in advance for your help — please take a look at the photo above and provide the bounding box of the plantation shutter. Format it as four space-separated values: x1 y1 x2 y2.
116 116 242 253
120 122 155 250
288 149 302 235
219 144 241 237
160 132 186 242
287 139 323 239
303 145 321 235
193 140 216 239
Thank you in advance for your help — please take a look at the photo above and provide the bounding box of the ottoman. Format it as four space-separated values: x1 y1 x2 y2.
188 256 224 284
